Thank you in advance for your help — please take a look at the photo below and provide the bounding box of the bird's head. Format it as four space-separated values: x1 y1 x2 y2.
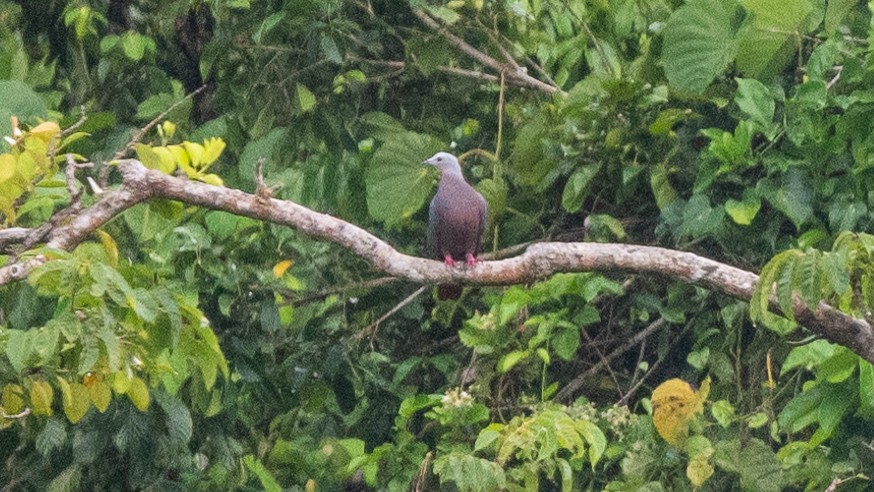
423 152 463 176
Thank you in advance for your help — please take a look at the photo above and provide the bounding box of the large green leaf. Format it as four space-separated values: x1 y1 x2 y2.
662 0 745 92
364 132 443 225
736 0 818 80
755 169 813 229
433 452 506 492
713 438 783 492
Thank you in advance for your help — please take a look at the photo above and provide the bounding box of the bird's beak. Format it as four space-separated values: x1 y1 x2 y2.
422 159 431 165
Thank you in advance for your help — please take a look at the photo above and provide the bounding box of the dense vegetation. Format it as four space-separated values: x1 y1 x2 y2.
1 0 874 490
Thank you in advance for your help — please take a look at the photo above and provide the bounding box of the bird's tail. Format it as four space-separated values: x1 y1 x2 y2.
438 284 462 300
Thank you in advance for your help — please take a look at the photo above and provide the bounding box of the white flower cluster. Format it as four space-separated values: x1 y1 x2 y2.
441 387 474 408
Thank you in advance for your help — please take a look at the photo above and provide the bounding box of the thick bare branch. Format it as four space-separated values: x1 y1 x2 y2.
2 159 874 365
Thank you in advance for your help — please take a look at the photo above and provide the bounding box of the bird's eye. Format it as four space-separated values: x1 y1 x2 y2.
437 157 443 162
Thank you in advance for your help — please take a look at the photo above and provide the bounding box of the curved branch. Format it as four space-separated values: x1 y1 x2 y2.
2 159 874 365
411 9 563 95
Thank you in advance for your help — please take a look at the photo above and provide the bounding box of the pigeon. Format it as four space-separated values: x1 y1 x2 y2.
424 152 488 300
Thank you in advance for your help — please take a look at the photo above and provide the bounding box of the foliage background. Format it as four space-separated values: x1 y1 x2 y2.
0 0 873 490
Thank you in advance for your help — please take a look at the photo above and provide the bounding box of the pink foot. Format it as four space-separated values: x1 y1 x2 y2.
443 254 456 267
465 253 479 267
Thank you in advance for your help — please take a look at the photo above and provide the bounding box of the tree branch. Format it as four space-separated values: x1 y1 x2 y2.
3 159 874 365
411 9 563 95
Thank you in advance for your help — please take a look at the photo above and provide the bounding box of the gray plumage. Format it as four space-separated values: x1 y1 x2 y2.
424 152 488 300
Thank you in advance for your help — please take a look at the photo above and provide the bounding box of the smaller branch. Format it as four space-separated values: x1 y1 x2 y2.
1 407 30 419
111 84 209 161
286 277 401 307
556 318 666 402
826 65 843 90
353 58 500 84
412 9 561 95
616 355 665 406
355 286 427 342
60 106 88 137
65 154 93 201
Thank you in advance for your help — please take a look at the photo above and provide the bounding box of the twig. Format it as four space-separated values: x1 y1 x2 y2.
60 106 88 137
580 327 623 398
99 84 209 188
111 84 208 161
411 9 561 95
826 65 843 90
355 286 428 342
286 277 400 307
616 355 665 406
556 318 666 402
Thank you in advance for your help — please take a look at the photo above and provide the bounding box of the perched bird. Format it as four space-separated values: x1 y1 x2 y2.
424 152 488 300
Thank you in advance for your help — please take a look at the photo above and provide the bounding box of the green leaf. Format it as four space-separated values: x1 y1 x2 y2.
433 452 506 491
724 189 761 225
58 378 91 424
359 112 406 141
296 83 316 113
497 350 529 373
736 0 818 80
2 384 24 414
561 165 600 212
6 329 34 374
364 132 443 225
662 0 745 92
553 326 580 361
243 455 282 492
756 170 813 229
31 380 54 416
860 360 874 414
711 400 736 428
35 417 66 455
121 32 146 61
734 78 776 136
681 194 725 237
127 376 150 411
713 438 783 492
136 93 176 120
88 381 111 413
824 0 856 34
650 163 679 209
577 419 607 466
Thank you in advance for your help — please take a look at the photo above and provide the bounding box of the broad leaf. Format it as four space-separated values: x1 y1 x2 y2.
663 0 745 92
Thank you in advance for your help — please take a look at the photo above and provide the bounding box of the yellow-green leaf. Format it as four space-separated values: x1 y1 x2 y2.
167 144 190 168
127 376 150 411
89 381 112 413
2 384 25 414
197 173 224 186
59 378 91 424
30 380 54 416
150 146 178 174
161 121 176 139
183 141 205 167
296 83 317 113
0 153 16 184
96 229 119 268
200 138 226 168
687 449 715 486
111 371 131 394
135 144 174 174
28 121 61 142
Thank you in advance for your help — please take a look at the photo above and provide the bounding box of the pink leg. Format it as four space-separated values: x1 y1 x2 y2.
465 253 479 267
443 254 456 267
